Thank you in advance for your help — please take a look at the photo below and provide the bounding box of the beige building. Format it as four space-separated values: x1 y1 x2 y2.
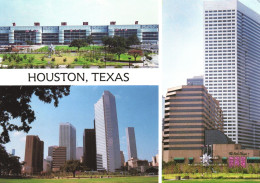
163 85 224 163
52 146 66 172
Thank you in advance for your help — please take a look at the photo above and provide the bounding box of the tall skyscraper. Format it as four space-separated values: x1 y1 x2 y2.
204 0 260 148
94 91 121 172
126 127 138 160
24 135 44 174
83 129 97 171
59 123 76 160
163 85 223 162
11 149 15 156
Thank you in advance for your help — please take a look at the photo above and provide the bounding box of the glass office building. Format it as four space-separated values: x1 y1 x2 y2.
204 0 260 149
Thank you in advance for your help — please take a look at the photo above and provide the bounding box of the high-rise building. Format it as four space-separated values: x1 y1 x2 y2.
204 0 260 148
94 91 121 172
83 129 96 171
24 135 44 174
120 151 125 167
59 123 76 160
163 85 223 162
11 149 15 156
126 127 138 160
187 76 204 86
52 146 66 172
76 147 83 161
48 145 58 157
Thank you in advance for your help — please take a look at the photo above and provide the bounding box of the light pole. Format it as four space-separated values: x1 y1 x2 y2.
128 57 131 68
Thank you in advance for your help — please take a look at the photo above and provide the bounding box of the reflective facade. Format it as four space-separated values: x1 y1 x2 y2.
94 91 121 172
204 0 260 149
59 123 76 160
126 127 138 160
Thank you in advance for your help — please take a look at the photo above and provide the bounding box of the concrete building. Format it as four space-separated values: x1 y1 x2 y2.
163 85 224 163
76 147 83 161
83 129 96 170
52 146 66 172
204 0 260 149
126 127 138 160
59 122 76 160
48 145 58 157
24 135 44 174
152 154 159 167
187 76 204 86
94 91 121 172
0 21 158 45
120 151 125 167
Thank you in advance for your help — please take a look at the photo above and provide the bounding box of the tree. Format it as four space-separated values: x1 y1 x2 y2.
69 39 87 52
128 49 143 61
0 86 70 144
62 160 82 178
110 36 127 60
126 34 140 46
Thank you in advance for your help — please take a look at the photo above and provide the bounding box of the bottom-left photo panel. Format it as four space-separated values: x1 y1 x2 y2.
0 85 159 183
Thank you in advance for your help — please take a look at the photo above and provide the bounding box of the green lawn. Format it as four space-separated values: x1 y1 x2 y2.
0 176 157 183
164 180 260 183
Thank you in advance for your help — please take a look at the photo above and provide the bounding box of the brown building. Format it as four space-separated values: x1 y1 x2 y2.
52 146 66 172
24 135 44 174
163 85 224 163
83 129 96 170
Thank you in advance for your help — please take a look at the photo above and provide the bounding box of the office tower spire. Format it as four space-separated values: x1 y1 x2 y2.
204 0 260 149
126 127 138 160
94 91 121 172
59 122 76 160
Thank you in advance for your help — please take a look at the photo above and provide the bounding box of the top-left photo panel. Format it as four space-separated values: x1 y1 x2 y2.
0 0 159 69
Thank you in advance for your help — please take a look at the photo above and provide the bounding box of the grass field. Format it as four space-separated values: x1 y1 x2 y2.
164 179 260 183
0 176 158 183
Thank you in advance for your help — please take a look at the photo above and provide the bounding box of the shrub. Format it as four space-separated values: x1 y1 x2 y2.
63 58 67 62
83 64 90 68
74 58 78 62
134 65 140 68
51 57 55 62
41 57 45 61
40 65 45 68
114 65 122 68
98 65 105 68
23 55 27 60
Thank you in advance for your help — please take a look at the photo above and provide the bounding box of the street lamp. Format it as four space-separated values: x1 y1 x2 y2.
128 57 131 68
104 57 107 68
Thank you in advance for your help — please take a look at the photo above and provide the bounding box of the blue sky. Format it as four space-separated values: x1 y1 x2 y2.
4 86 158 162
0 0 158 26
162 0 260 94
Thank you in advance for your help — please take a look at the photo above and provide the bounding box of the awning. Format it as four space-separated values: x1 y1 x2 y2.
222 157 227 160
174 157 184 160
247 157 260 160
188 157 194 160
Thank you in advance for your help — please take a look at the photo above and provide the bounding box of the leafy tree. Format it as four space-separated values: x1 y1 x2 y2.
110 36 127 60
0 86 70 144
69 39 88 52
128 49 143 61
126 34 140 46
62 160 82 178
86 35 94 45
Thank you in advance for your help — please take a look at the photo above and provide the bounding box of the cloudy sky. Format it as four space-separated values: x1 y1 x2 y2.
4 86 158 162
0 0 159 26
162 0 260 94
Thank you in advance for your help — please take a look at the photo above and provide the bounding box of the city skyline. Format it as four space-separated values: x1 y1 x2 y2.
4 86 158 163
162 0 260 94
0 0 159 26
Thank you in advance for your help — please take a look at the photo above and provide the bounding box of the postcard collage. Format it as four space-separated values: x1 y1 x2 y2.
0 0 260 183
